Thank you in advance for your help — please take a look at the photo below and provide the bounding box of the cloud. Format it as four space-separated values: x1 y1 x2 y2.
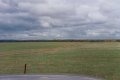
0 0 120 39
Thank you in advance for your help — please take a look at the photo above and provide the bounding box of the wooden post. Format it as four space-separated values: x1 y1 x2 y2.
24 64 27 74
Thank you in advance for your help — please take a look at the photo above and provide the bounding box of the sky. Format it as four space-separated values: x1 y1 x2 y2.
0 0 120 40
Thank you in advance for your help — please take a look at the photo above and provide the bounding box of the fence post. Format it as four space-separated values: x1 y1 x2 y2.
24 64 27 74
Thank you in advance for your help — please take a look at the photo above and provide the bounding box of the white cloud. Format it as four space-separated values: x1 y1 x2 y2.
0 0 10 8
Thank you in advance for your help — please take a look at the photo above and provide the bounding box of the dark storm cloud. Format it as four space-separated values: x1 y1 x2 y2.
0 0 120 39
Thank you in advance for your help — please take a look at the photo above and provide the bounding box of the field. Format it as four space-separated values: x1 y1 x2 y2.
0 42 120 80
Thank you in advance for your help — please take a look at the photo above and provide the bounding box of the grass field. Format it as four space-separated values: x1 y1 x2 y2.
0 42 120 80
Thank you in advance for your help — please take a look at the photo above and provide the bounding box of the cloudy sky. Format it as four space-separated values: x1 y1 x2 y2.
0 0 120 40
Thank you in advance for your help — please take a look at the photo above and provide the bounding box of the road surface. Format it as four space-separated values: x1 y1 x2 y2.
0 75 102 80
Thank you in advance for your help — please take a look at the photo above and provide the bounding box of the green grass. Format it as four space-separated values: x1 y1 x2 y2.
0 42 120 80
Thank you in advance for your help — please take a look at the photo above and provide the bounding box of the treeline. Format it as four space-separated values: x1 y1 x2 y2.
0 39 120 42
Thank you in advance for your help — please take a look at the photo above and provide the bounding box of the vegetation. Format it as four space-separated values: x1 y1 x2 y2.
0 42 120 80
